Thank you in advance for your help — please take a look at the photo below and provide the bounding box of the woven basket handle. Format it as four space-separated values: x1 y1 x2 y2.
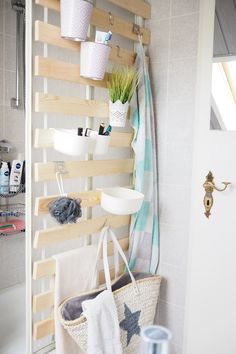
90 226 108 288
104 228 138 294
90 227 138 294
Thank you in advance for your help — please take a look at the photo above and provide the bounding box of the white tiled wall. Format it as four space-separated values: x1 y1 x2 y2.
0 0 25 290
147 1 200 353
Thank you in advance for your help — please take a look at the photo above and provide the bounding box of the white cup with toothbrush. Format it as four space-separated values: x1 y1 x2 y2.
80 31 112 81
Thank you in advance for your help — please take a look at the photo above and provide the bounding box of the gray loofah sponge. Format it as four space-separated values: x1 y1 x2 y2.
49 197 82 224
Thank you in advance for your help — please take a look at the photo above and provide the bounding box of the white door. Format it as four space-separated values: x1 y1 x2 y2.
184 1 236 354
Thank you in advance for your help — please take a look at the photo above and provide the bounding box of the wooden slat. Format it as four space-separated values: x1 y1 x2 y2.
33 290 54 313
33 264 125 339
35 190 101 216
35 185 133 216
33 318 54 340
34 129 54 149
33 258 56 280
34 128 133 150
35 0 150 19
35 21 80 51
222 63 236 103
33 238 128 312
35 56 108 88
33 262 127 313
34 215 130 248
99 263 125 284
35 0 150 45
107 0 151 19
35 21 136 66
34 158 134 182
33 237 129 280
91 7 150 45
35 92 109 117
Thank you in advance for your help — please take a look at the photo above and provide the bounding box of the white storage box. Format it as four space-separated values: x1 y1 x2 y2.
53 129 110 156
101 187 144 215
60 0 93 41
80 42 111 80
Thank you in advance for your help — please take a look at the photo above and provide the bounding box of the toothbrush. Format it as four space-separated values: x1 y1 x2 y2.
104 125 112 136
104 31 112 45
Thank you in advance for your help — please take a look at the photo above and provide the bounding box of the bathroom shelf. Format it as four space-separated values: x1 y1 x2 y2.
0 229 25 237
0 203 25 217
0 184 25 198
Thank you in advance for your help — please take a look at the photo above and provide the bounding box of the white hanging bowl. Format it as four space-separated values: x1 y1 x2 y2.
53 129 110 156
101 187 144 215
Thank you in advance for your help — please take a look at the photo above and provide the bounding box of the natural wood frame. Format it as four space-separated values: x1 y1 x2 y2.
32 0 149 344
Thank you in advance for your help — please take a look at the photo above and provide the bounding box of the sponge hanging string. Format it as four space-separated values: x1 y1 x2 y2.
56 171 66 197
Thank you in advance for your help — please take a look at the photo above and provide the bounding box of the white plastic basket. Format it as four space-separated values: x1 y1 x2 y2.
53 129 110 156
60 0 93 41
101 187 144 215
80 42 111 80
109 100 129 127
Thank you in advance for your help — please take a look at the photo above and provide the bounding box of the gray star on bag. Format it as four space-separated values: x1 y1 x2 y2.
119 303 141 346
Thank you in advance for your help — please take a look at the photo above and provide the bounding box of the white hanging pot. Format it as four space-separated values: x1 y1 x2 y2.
80 42 111 80
109 100 129 128
53 129 110 156
101 187 144 215
94 134 110 155
60 0 93 41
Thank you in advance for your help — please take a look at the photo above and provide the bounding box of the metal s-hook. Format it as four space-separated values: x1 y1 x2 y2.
116 45 122 58
54 161 68 197
109 12 114 26
102 216 109 229
138 33 143 44
54 161 68 175
133 23 143 42
203 171 231 218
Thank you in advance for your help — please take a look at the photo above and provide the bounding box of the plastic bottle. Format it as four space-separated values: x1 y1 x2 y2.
140 326 172 354
0 162 10 195
9 159 24 192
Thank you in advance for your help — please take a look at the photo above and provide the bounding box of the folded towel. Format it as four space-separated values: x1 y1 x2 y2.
82 289 122 354
53 245 98 354
0 219 25 234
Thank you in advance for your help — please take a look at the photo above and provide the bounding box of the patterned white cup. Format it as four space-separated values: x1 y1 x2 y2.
109 100 129 127
60 0 93 41
80 42 111 80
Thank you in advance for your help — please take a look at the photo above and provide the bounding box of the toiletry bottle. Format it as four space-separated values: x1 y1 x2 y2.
0 162 10 195
9 159 24 192
140 326 172 354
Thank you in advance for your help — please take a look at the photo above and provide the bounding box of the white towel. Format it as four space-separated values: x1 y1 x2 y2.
82 289 122 354
53 245 98 354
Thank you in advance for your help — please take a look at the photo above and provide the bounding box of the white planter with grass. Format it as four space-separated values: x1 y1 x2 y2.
109 100 129 127
108 66 138 128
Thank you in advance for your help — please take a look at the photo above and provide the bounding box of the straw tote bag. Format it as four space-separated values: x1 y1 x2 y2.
59 227 161 353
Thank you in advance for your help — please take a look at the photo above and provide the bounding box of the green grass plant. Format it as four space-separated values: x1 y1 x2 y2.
108 66 139 104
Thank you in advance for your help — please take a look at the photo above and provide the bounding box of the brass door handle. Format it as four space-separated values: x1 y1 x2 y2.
203 171 231 218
